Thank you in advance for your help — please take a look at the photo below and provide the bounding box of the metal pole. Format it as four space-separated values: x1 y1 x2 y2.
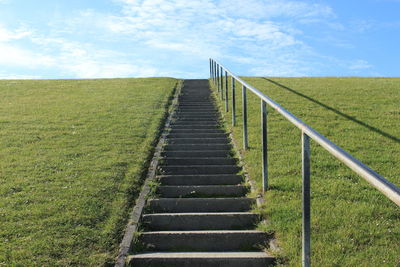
216 65 220 92
212 61 214 85
214 61 217 86
302 132 311 267
209 59 212 79
212 61 215 86
261 100 268 192
220 66 224 100
225 71 229 112
211 60 214 84
232 77 236 126
242 85 248 150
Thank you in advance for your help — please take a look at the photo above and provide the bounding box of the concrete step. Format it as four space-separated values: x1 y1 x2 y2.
142 212 259 231
158 165 241 175
164 144 231 151
179 97 212 98
168 129 225 134
171 121 218 126
161 150 232 158
176 107 217 111
173 117 220 121
178 97 212 99
138 230 271 251
176 111 218 114
173 119 220 124
178 101 212 103
148 198 255 213
128 252 275 267
157 185 248 198
179 96 211 98
167 138 229 144
174 116 219 120
178 99 212 101
179 105 215 108
159 174 243 185
162 158 236 166
171 125 221 130
174 112 219 116
177 102 214 105
167 133 228 138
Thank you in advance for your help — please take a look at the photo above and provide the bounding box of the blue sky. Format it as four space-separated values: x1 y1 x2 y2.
0 0 399 79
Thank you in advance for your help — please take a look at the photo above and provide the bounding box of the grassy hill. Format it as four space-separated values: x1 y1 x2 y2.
213 77 400 267
1 76 398 266
0 78 177 266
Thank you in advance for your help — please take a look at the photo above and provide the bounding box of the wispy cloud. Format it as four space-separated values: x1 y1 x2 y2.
348 59 373 70
101 0 337 76
0 24 158 78
0 25 32 42
0 73 41 79
0 43 55 67
0 0 387 78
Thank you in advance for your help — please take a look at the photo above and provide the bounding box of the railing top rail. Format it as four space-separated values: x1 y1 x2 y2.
211 58 400 206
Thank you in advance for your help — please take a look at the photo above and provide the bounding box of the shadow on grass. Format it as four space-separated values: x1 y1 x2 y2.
262 78 400 144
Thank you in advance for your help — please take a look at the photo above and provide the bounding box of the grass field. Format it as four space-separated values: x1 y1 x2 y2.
0 78 177 266
212 77 400 267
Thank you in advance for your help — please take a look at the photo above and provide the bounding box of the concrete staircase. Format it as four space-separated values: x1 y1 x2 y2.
127 80 275 266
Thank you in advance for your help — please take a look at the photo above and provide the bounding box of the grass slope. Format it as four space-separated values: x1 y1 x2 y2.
0 78 177 266
212 77 399 267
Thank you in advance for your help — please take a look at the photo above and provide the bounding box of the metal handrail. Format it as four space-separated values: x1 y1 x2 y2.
209 58 400 267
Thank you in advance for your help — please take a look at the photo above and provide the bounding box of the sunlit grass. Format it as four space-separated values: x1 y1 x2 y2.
212 77 400 267
0 78 177 266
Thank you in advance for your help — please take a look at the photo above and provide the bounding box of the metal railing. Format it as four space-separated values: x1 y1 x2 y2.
209 58 400 267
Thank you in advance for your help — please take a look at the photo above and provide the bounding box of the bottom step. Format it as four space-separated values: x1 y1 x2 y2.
128 252 275 267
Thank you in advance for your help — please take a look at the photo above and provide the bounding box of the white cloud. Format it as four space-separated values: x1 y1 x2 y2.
31 36 159 78
0 25 32 42
103 0 339 76
348 60 372 70
0 0 377 78
0 74 42 79
0 43 55 67
219 0 334 20
63 60 157 78
0 26 160 78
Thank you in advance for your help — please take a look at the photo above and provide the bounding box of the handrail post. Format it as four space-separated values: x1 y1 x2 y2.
213 61 216 85
214 61 216 85
302 132 311 267
220 66 224 100
214 61 217 85
209 59 212 80
261 100 268 192
225 71 229 112
211 60 214 84
216 65 220 92
242 85 248 150
232 77 236 126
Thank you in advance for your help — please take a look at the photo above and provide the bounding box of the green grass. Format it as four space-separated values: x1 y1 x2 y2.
0 78 177 266
212 77 400 267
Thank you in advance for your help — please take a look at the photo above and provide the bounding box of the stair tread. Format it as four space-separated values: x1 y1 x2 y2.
143 212 256 216
150 197 254 200
158 185 245 188
131 252 272 258
142 230 265 234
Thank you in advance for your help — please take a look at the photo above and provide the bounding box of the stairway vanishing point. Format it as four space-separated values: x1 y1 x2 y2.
126 79 275 266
